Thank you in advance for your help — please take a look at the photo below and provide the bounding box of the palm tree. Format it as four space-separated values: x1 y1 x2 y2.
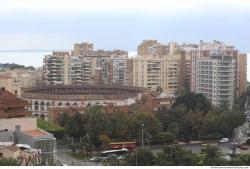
199 145 225 166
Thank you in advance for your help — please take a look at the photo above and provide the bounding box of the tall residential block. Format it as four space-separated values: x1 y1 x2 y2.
237 53 247 97
137 40 169 56
43 52 82 85
191 54 236 109
132 55 180 95
43 54 132 86
74 42 128 57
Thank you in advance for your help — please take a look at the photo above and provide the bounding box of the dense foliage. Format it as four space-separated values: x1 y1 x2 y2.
58 106 164 149
57 93 245 149
158 93 245 142
124 146 250 166
37 118 65 139
0 158 19 166
0 63 35 70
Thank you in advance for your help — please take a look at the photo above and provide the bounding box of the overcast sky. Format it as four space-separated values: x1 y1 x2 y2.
0 0 249 52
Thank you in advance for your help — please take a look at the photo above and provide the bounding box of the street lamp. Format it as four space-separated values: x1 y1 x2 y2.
141 122 144 148
135 148 138 166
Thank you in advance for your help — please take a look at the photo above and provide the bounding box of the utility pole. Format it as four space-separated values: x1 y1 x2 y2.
135 148 138 166
141 122 144 148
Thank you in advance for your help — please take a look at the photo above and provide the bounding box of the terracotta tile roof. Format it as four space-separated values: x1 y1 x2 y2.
23 130 47 137
0 89 29 107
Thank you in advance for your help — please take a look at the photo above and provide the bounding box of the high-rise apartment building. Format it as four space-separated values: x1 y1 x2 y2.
191 54 236 108
43 53 132 86
74 42 94 56
137 40 169 56
74 42 128 57
43 52 82 85
132 55 180 95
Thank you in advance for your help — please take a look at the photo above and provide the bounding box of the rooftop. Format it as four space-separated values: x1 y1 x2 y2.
1 145 20 152
23 130 47 137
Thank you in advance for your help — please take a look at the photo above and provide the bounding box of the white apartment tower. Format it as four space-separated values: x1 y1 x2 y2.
191 54 236 109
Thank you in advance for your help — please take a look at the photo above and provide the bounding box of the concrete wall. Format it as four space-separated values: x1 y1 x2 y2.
0 131 14 142
0 117 37 132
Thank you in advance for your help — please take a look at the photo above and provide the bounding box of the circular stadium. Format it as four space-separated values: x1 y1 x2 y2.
21 85 153 117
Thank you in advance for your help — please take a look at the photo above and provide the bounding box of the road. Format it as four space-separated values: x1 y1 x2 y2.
234 97 250 144
56 147 101 166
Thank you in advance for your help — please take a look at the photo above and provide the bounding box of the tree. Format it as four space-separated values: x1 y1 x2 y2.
199 145 225 166
151 132 176 144
98 134 111 149
133 112 162 145
64 117 80 139
167 122 179 137
58 112 71 127
0 158 19 166
126 148 155 166
85 106 106 148
155 146 199 166
173 93 212 113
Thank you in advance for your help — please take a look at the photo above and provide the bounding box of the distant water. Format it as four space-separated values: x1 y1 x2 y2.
0 51 51 68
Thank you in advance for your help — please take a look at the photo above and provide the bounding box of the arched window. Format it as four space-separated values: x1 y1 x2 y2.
65 103 71 106
34 101 39 111
57 102 62 106
41 102 45 111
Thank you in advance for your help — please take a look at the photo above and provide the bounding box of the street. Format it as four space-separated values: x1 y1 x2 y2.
56 148 101 166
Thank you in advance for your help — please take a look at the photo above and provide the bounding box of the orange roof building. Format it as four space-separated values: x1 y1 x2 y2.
0 87 31 118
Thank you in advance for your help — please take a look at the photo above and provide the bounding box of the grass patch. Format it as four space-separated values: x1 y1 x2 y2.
37 118 63 131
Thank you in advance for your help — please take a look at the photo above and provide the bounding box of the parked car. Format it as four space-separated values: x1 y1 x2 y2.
220 138 229 143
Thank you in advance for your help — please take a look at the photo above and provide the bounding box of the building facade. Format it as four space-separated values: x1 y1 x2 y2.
132 55 180 95
191 54 236 108
137 40 169 56
74 42 128 57
43 53 133 86
42 40 247 109
0 88 56 165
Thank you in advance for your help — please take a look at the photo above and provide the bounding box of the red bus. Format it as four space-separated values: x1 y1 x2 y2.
109 142 136 151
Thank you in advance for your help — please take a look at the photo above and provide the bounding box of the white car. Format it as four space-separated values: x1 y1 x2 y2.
220 138 229 143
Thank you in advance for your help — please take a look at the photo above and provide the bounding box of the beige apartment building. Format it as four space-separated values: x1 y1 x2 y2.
137 40 169 56
132 55 180 95
74 42 128 57
43 51 133 86
237 53 247 97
